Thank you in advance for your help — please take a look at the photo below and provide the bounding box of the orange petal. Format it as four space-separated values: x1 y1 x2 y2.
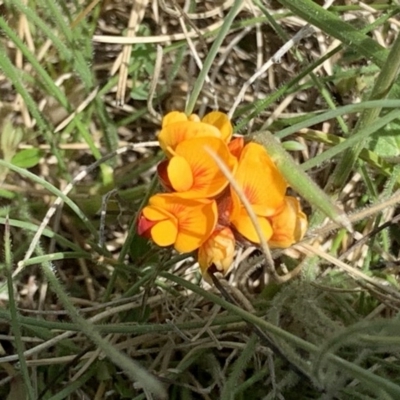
151 219 178 247
146 194 218 253
157 160 172 191
162 111 188 127
198 227 235 278
228 137 245 159
269 197 308 248
231 209 273 243
158 121 221 157
171 137 237 198
201 111 233 142
142 206 172 221
233 142 287 216
167 155 194 192
175 199 218 253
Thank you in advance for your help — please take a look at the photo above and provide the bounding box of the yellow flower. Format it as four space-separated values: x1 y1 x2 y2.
158 136 237 198
269 196 308 248
158 111 233 157
138 194 217 253
229 142 287 243
198 227 235 278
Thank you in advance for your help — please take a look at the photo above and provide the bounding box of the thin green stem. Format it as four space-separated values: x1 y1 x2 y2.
327 31 400 191
185 0 243 115
4 218 36 399
301 108 400 171
276 99 400 139
103 174 159 301
276 0 389 68
161 272 400 398
0 16 69 109
221 333 259 400
0 159 99 241
37 247 166 398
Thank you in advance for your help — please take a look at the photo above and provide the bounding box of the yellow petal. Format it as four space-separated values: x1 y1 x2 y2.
198 227 235 278
162 111 188 127
175 199 218 252
142 205 172 221
202 111 233 142
158 121 220 157
269 196 308 248
231 209 273 243
188 114 201 122
172 137 237 198
146 194 218 253
167 156 194 192
151 219 178 247
234 142 287 216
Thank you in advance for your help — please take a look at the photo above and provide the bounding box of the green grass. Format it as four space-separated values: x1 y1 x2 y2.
1 1 400 399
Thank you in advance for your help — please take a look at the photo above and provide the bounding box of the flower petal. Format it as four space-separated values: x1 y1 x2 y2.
158 121 221 157
231 209 273 243
162 111 188 127
168 155 194 192
198 227 235 278
142 206 171 221
228 137 245 159
144 194 218 253
201 111 233 142
170 137 237 198
188 114 201 122
151 219 178 247
175 199 218 253
233 142 287 216
137 213 155 237
157 160 172 191
269 196 308 248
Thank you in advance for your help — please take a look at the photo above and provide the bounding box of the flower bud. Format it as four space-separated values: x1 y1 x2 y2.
198 227 235 279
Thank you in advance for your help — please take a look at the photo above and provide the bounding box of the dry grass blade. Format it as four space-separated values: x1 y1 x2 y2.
115 0 148 105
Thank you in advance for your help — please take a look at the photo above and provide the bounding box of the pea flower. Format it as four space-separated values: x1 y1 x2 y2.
198 227 235 279
157 136 237 199
158 111 232 156
137 109 308 283
138 193 218 253
269 196 308 248
229 142 287 244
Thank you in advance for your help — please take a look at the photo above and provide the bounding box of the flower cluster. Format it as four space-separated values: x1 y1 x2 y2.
138 111 307 279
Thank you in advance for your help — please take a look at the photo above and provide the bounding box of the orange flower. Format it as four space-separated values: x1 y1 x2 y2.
158 137 237 198
230 142 287 244
198 227 235 278
138 194 218 253
158 111 232 157
269 196 308 248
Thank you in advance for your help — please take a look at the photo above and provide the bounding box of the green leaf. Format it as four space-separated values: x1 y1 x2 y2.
0 189 15 199
131 82 150 100
370 120 400 158
129 234 153 261
1 121 23 161
11 148 42 168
